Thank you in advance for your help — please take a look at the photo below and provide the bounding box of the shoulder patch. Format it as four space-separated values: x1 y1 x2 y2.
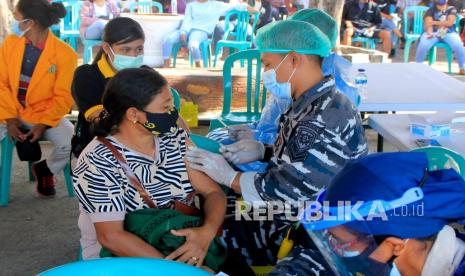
287 120 323 163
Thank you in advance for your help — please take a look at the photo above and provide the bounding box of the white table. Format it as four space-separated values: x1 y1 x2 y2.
351 63 465 112
368 114 465 156
122 13 183 67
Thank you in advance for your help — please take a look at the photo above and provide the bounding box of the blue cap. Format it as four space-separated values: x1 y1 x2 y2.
323 152 465 238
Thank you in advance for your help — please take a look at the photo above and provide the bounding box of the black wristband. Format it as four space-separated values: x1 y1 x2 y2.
261 145 274 163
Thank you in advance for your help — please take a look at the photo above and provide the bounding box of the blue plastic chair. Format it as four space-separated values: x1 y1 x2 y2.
403 6 429 63
213 10 260 67
0 137 75 207
38 258 210 276
59 1 82 52
209 49 267 131
428 42 453 73
170 87 181 110
129 1 163 13
82 39 103 64
352 36 376 49
411 146 465 178
172 39 212 68
427 16 461 74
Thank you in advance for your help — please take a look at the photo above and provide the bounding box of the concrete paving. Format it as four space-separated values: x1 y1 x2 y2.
0 44 463 275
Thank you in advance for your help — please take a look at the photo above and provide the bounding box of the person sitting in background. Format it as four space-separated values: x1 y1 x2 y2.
73 68 228 272
71 17 145 158
0 0 76 197
80 0 120 40
415 0 465 75
376 0 403 57
162 0 256 68
270 0 288 20
256 0 274 29
342 0 392 53
300 152 465 276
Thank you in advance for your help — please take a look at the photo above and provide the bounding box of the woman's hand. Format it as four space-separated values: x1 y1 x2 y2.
25 124 48 143
6 118 25 141
165 226 217 267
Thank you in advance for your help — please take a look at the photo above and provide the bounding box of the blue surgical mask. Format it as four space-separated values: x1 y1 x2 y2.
109 47 144 71
11 19 30 37
262 54 297 100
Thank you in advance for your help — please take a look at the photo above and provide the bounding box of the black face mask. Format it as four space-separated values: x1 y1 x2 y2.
141 107 179 136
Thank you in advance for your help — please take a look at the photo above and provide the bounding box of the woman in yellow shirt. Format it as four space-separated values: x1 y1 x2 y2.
0 0 77 197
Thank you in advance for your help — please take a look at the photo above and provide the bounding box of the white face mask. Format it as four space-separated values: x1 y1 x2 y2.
262 54 297 100
341 249 361 258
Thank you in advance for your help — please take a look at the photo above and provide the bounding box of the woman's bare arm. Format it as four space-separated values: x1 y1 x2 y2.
94 220 164 258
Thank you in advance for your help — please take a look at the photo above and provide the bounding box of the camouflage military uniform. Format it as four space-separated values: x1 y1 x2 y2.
221 77 368 274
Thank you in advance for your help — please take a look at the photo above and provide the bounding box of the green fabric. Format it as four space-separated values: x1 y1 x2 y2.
255 20 331 57
100 208 227 271
288 8 338 48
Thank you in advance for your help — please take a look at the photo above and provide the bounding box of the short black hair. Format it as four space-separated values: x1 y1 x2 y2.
17 0 66 29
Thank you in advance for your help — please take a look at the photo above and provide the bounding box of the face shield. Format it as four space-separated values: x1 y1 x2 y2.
301 187 424 276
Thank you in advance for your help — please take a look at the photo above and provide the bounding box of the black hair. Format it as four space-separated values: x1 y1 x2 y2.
92 17 145 64
93 67 168 137
17 0 66 29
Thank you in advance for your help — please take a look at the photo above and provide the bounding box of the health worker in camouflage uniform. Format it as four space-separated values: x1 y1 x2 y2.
186 19 368 273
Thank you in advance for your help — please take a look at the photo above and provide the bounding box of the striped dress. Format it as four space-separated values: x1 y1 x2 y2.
73 128 193 259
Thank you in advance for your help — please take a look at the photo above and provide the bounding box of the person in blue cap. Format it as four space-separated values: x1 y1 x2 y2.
290 152 465 276
186 19 368 270
206 8 360 173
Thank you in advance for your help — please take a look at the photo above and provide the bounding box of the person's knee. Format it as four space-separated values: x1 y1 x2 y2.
344 28 354 37
380 30 391 39
48 122 74 149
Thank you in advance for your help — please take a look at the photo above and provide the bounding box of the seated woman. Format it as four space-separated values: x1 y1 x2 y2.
73 68 227 271
286 152 465 275
0 0 76 197
72 17 190 157
72 17 145 157
162 0 255 68
80 0 120 40
416 0 465 75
